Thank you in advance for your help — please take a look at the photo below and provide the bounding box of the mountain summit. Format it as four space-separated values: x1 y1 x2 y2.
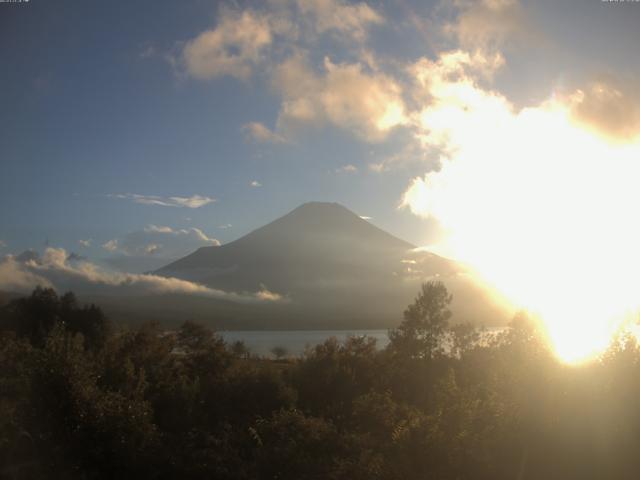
237 201 415 253
157 201 418 291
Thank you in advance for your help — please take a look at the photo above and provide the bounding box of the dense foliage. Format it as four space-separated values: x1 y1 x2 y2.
2 284 640 479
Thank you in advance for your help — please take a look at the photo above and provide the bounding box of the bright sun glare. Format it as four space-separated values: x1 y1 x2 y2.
403 69 640 363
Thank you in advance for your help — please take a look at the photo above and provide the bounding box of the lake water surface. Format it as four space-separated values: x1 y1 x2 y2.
220 327 506 357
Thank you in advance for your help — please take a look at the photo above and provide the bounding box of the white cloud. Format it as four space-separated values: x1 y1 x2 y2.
242 121 287 143
255 284 285 302
173 1 395 143
102 239 119 252
170 0 532 149
142 224 221 249
443 0 528 52
0 240 6 249
409 49 505 104
218 224 233 229
272 53 322 125
0 256 52 291
178 0 383 83
105 225 221 263
273 54 407 141
109 193 216 208
407 49 508 154
144 244 162 255
368 162 385 173
250 180 262 187
78 239 91 248
319 57 408 140
182 9 273 80
296 0 383 42
335 164 357 173
567 79 640 142
144 225 174 234
102 225 220 272
0 248 283 303
368 140 440 174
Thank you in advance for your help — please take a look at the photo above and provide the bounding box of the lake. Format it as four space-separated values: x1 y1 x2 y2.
220 329 390 357
220 327 507 357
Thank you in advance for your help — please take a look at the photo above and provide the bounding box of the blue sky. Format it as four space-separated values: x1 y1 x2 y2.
2 0 640 272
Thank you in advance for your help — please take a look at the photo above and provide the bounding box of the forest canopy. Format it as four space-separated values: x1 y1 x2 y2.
1 283 640 479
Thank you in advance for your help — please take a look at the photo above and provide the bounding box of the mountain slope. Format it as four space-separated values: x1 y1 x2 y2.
155 202 510 327
157 202 426 290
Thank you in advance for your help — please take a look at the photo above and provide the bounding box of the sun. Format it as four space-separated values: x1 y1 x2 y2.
404 76 640 364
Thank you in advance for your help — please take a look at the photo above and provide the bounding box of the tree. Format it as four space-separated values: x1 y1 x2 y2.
177 320 217 352
252 409 347 480
271 346 288 360
293 336 380 421
5 287 60 347
1 287 110 350
230 340 251 359
449 322 481 359
389 281 452 359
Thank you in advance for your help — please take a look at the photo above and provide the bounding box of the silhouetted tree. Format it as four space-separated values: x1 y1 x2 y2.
0 287 110 350
3 286 60 347
271 345 288 360
449 322 481 359
294 336 380 421
230 340 251 359
389 281 452 359
252 409 349 480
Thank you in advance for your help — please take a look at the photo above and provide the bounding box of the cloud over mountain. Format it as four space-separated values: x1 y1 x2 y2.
100 225 221 273
121 225 220 256
0 248 283 303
